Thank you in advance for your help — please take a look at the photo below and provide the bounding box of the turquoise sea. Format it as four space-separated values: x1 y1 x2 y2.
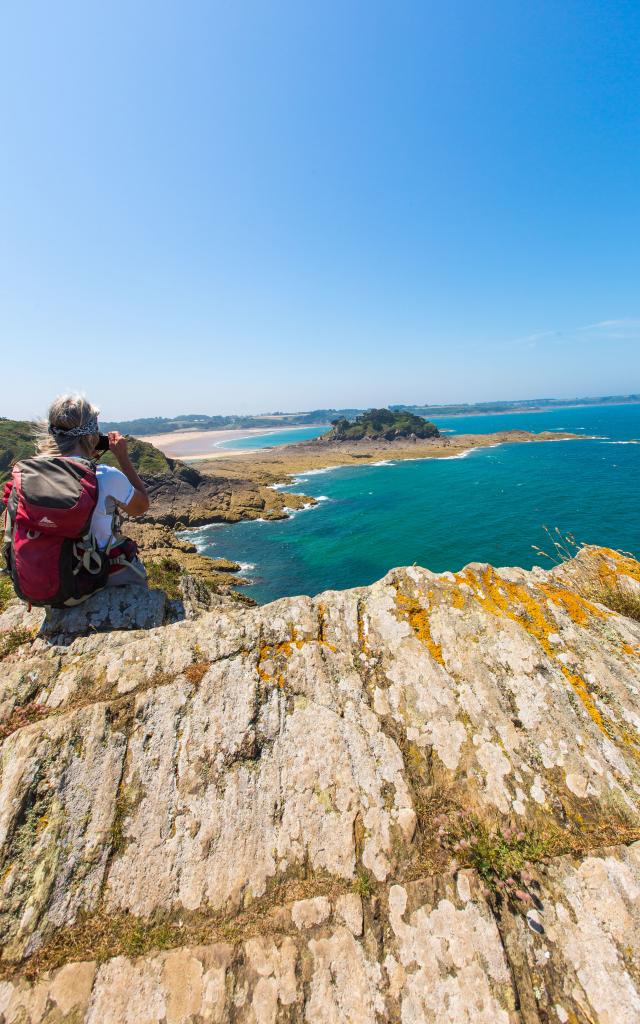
218 424 330 449
183 405 640 604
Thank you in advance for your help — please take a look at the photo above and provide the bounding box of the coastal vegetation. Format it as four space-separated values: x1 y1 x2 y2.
0 418 173 484
326 408 439 441
0 418 35 484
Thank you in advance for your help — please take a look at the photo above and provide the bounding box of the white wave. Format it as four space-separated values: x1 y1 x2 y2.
371 459 395 466
602 440 640 445
301 464 349 476
268 483 289 490
441 449 472 460
191 540 211 553
238 562 255 573
179 523 216 536
178 525 217 553
316 495 330 502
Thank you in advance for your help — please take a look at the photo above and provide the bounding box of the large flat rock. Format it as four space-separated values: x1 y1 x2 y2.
41 584 167 637
0 546 639 1020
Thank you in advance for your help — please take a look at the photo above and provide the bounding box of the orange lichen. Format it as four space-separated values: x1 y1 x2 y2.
394 591 445 666
622 643 640 658
598 548 640 586
183 661 211 685
257 631 336 689
539 582 605 626
257 640 298 688
450 588 466 611
559 668 607 733
457 566 611 735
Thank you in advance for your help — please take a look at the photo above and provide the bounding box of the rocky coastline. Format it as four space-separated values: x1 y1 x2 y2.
134 429 585 599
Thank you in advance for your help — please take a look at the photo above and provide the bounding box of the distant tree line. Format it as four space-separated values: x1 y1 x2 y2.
389 394 640 417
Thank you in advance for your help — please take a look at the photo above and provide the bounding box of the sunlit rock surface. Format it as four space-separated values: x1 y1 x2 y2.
0 546 639 1022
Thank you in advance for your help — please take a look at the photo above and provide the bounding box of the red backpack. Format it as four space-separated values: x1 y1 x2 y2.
2 457 109 607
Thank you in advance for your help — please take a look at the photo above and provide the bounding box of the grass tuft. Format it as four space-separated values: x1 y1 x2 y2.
0 626 35 661
587 581 640 623
533 527 640 623
436 804 640 913
0 573 15 613
145 557 184 599
436 810 546 909
353 869 373 898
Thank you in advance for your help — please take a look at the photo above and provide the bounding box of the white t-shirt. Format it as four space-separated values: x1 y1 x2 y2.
91 464 135 550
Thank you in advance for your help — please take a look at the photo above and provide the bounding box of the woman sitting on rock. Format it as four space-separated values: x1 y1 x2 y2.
3 394 150 607
2 395 152 610
37 394 150 586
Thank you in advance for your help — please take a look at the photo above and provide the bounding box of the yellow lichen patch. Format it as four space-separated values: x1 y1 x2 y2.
539 582 605 626
317 603 327 643
394 590 445 666
599 548 640 586
559 667 607 734
470 567 552 645
450 587 466 610
622 643 640 658
257 632 336 688
257 641 298 688
458 566 613 737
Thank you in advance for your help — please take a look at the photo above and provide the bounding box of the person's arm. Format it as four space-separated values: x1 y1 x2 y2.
108 432 150 516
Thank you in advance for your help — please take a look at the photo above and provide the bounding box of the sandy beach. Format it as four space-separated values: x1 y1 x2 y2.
136 426 321 460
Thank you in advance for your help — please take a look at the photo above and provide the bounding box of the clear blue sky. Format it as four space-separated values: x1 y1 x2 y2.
1 1 638 419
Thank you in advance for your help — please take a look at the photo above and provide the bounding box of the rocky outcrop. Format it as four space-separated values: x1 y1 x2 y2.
0 546 639 1021
124 522 252 600
141 462 313 529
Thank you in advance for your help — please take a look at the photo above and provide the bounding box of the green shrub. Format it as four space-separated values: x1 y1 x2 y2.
146 557 184 599
328 409 439 441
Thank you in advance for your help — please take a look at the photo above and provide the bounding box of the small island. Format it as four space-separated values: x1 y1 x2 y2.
323 408 440 442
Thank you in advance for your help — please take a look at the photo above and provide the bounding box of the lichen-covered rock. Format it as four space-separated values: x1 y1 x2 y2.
41 584 167 638
0 546 639 1021
0 846 638 1022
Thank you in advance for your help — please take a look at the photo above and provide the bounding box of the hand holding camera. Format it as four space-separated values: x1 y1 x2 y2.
94 431 129 465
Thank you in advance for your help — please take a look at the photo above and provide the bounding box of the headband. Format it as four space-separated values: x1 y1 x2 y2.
48 413 99 438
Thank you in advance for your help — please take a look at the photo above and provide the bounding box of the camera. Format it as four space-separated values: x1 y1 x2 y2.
95 434 110 452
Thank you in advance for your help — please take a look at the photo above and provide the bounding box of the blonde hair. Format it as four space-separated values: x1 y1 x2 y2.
34 394 100 458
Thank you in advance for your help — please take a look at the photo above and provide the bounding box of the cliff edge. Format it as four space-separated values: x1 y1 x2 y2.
0 546 639 1022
